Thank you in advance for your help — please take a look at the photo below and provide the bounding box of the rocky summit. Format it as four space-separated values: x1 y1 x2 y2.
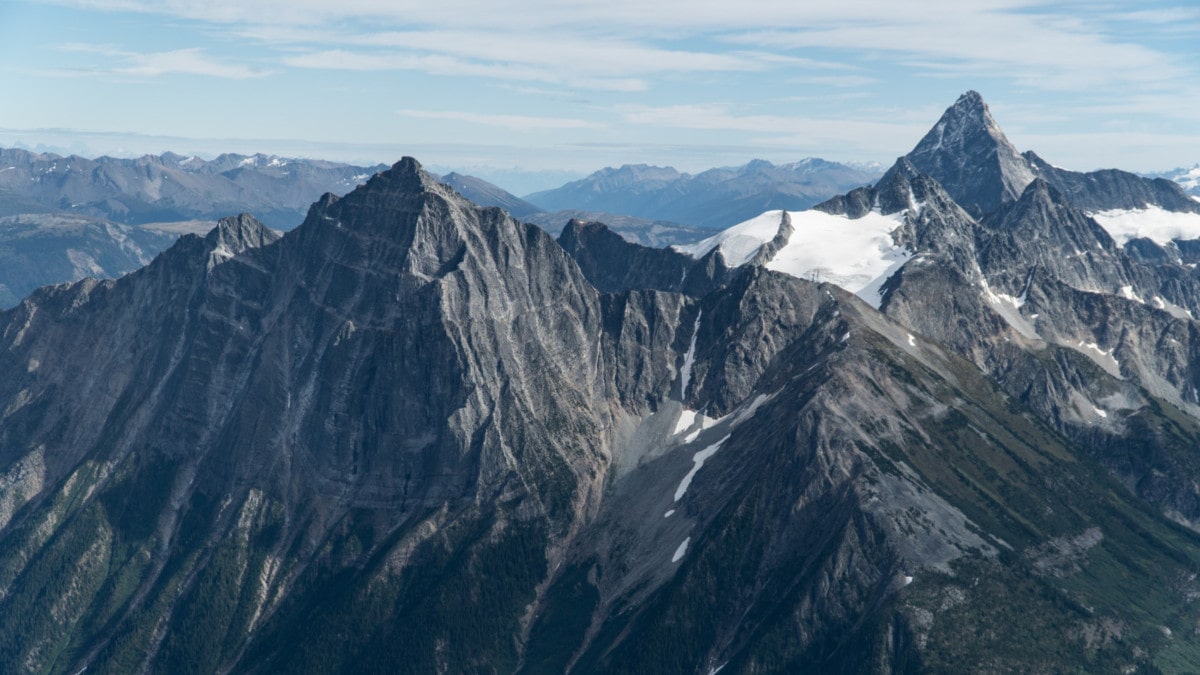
4 94 1200 674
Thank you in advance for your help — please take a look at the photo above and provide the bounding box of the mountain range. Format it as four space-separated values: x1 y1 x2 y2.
1149 165 1200 198
525 158 883 230
0 153 887 308
3 91 1200 673
0 149 387 231
0 213 184 307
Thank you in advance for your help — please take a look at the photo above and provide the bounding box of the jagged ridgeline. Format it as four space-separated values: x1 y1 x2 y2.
3 94 1200 674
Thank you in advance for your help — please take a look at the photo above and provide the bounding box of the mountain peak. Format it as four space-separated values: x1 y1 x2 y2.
204 213 280 269
376 156 430 188
905 91 1035 217
206 213 278 251
955 89 986 109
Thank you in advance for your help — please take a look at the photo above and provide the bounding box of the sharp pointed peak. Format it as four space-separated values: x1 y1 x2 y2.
954 89 986 108
928 91 1002 137
903 92 1036 217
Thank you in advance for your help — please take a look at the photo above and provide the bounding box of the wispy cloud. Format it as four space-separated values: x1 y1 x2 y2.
724 9 1184 93
396 109 600 131
283 50 646 91
22 0 1200 171
120 48 269 78
617 103 928 159
56 42 269 79
46 0 1196 96
274 30 806 91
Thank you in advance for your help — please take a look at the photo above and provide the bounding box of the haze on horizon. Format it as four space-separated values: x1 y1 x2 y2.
1 0 1197 191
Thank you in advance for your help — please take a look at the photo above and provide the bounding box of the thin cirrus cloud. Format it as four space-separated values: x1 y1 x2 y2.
277 31 802 92
17 0 1200 171
39 0 1196 97
618 103 927 154
722 7 1187 93
119 48 270 78
56 42 269 79
396 109 601 131
283 50 647 91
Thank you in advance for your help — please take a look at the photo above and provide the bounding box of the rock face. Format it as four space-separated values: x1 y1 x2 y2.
1025 151 1200 213
904 90 1036 217
5 95 1200 675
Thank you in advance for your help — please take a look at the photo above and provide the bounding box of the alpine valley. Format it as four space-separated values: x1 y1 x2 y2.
4 92 1200 674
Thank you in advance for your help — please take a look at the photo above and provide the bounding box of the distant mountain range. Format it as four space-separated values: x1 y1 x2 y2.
443 158 884 245
524 158 884 230
0 148 387 230
0 213 184 307
1148 165 1200 198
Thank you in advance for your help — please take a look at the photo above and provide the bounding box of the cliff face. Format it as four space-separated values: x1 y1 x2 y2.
0 159 616 672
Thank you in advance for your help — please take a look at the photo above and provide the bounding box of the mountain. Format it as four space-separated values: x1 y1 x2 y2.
525 159 882 230
902 91 1200 219
903 90 1036 217
526 210 718 247
7 94 1200 674
670 90 1200 531
0 161 712 313
431 172 715 246
0 213 185 307
1149 165 1200 198
438 171 543 219
0 148 387 230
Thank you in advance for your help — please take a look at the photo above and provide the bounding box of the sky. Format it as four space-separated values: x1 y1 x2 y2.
0 0 1197 193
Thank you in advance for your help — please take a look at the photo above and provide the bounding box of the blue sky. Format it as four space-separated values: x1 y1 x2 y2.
1 0 1197 191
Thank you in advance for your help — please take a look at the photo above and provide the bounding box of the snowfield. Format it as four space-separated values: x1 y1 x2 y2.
1090 206 1200 246
675 209 910 308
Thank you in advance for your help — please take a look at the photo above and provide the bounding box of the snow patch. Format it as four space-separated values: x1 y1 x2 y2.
1152 295 1194 320
981 278 1039 339
679 311 702 398
664 509 675 518
1119 285 1144 303
907 333 916 347
673 409 699 436
731 393 775 427
682 411 724 444
675 209 910 308
1090 206 1200 246
1075 340 1121 376
671 537 690 563
674 435 730 502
